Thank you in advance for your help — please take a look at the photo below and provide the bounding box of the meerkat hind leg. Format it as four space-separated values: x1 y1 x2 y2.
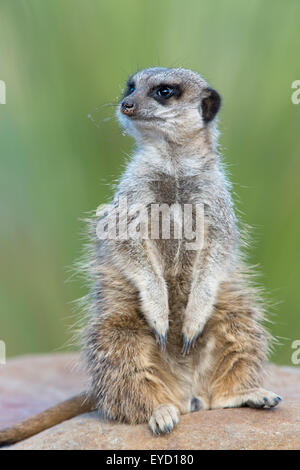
211 388 282 410
205 280 282 413
208 332 282 411
208 338 282 411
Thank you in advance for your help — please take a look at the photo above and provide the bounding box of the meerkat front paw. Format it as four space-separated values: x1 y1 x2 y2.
152 318 169 351
181 301 214 355
142 294 169 351
181 321 204 355
149 404 179 435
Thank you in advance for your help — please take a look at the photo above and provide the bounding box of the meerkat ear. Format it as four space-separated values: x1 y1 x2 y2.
201 88 221 123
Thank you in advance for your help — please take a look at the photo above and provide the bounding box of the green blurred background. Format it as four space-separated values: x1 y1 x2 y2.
0 0 299 364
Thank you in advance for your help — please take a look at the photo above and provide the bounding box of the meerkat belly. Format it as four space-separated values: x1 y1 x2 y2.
148 173 199 276
146 173 199 314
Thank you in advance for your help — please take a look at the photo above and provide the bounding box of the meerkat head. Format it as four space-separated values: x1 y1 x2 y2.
117 67 221 146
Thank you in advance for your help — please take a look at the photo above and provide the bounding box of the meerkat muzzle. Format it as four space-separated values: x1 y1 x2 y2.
121 99 136 116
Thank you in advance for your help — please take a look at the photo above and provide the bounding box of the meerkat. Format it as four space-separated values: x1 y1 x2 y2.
0 67 281 445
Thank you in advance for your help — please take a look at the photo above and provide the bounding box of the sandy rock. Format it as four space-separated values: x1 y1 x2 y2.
0 353 85 429
0 354 299 450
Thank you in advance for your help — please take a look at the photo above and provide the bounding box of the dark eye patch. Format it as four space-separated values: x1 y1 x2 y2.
149 84 182 104
124 81 135 97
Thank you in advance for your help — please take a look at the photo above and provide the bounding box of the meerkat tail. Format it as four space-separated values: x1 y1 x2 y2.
0 392 95 447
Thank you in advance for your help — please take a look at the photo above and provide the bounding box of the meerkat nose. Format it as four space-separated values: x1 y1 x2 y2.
121 99 136 116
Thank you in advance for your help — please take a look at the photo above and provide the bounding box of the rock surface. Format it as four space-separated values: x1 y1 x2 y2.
0 353 299 450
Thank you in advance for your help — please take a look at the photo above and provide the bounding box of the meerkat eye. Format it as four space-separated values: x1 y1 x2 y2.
126 83 135 96
156 86 174 99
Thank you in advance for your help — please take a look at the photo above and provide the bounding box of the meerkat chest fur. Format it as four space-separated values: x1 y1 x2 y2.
115 144 230 289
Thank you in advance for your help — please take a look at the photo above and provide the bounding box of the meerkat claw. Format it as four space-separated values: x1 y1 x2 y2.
163 424 172 433
153 329 168 351
182 333 199 355
245 393 282 409
182 335 192 355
